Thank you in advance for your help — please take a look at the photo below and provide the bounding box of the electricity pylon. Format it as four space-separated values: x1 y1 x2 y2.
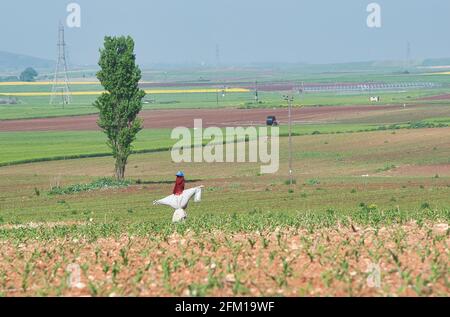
50 22 71 106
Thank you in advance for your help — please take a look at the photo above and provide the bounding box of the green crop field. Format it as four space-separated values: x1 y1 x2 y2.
7 120 450 167
0 123 400 166
1 127 449 296
0 64 449 297
2 128 450 224
1 88 448 120
1 66 450 120
3 0 450 301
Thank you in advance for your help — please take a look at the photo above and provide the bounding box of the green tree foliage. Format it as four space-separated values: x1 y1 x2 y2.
19 67 38 82
94 36 145 180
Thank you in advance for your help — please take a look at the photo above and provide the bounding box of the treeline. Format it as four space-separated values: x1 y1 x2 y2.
0 75 20 82
0 67 38 82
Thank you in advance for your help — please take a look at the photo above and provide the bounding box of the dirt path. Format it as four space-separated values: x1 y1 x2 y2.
0 105 408 132
419 94 450 101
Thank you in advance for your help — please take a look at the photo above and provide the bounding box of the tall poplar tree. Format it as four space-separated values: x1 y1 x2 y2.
94 36 145 180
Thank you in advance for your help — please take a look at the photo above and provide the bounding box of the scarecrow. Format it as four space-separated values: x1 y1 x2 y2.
153 171 203 223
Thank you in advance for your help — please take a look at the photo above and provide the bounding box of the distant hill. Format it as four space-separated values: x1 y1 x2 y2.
0 51 54 71
421 58 450 67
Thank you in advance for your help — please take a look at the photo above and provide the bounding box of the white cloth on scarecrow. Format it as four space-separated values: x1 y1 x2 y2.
153 186 203 223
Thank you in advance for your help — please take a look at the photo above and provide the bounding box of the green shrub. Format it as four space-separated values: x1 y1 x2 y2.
284 179 297 185
49 177 131 195
376 164 396 173
307 178 320 186
420 202 431 210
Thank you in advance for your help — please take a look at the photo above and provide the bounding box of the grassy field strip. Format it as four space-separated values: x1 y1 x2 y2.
0 88 250 97
423 72 450 75
1 89 448 121
0 123 396 166
1 120 449 167
5 122 448 167
0 82 100 86
0 81 158 86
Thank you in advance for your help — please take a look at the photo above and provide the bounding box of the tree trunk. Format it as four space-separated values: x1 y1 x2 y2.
115 156 126 180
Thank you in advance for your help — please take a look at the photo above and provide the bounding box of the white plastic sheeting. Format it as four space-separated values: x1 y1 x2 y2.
153 186 203 223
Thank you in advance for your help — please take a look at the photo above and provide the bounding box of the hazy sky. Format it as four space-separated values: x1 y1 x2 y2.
1 0 449 66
